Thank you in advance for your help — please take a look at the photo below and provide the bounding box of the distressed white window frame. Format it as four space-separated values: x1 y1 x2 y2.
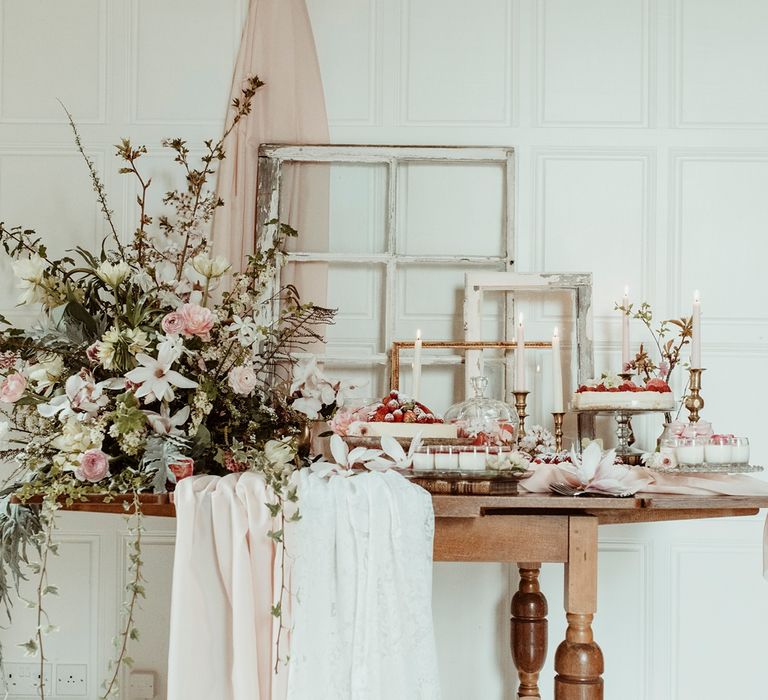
463 271 595 432
256 144 516 384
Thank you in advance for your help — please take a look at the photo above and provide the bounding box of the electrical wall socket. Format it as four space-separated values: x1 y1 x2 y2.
4 662 52 696
55 663 87 696
129 671 155 699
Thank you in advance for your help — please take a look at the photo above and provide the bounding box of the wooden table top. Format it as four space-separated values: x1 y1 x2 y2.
17 491 768 524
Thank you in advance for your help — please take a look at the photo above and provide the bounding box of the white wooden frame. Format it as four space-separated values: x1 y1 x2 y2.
256 144 516 380
464 271 595 432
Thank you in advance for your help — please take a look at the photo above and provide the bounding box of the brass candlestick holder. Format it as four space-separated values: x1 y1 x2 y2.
552 412 565 452
513 390 530 438
685 368 705 423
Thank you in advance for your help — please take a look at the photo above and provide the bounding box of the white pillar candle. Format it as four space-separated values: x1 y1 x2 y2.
691 291 701 369
412 448 433 470
552 327 564 413
434 448 459 470
458 448 485 471
621 286 630 370
412 329 422 400
515 313 526 391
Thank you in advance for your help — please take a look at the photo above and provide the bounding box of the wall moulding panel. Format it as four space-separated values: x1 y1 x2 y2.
668 150 768 331
0 0 108 124
535 0 651 128
399 0 517 127
532 149 655 323
671 0 768 128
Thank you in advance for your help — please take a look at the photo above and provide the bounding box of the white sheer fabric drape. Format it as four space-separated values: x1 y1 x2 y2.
168 470 441 700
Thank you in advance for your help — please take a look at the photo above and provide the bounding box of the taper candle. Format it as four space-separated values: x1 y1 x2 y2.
515 313 526 391
552 327 564 413
412 329 422 400
621 286 630 370
691 291 701 369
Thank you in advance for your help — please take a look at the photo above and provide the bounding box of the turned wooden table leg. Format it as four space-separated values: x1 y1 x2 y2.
511 563 548 699
555 517 604 700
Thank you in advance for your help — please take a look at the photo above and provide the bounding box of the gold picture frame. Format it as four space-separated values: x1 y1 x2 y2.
390 340 552 392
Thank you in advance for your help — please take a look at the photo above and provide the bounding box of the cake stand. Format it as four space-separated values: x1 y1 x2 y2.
573 407 668 465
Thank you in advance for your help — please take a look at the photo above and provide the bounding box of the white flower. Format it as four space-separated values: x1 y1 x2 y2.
144 403 190 435
156 334 184 363
291 396 323 420
229 315 261 348
124 328 150 355
12 254 47 304
191 254 230 279
124 347 198 404
311 434 383 477
52 416 102 453
27 356 64 394
38 370 119 420
264 437 296 468
376 434 423 469
600 372 623 389
96 260 131 287
228 366 258 396
487 450 531 472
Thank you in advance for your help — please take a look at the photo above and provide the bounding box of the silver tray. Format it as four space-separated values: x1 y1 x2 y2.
654 463 763 474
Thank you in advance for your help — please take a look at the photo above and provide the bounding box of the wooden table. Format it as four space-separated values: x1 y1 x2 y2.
41 491 768 700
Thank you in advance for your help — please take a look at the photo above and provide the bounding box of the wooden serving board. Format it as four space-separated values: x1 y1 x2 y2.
401 469 532 496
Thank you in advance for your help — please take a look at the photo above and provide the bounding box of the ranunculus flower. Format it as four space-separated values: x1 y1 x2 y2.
179 303 214 340
168 457 194 482
76 449 110 482
228 366 258 395
0 373 27 403
264 438 296 468
161 311 185 335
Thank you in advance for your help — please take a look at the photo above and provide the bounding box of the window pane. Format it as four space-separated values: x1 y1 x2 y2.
279 162 388 254
395 263 505 342
397 161 506 257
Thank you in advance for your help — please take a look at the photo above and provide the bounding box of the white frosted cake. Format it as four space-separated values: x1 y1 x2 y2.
345 390 457 440
571 376 675 412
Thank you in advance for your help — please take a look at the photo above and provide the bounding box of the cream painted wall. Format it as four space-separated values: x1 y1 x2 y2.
1 1 768 698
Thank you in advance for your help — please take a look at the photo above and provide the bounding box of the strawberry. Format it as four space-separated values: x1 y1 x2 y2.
403 410 417 423
372 406 389 422
384 413 395 422
387 398 399 410
392 409 404 422
645 378 671 393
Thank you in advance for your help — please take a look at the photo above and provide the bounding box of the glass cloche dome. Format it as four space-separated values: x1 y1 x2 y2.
444 376 518 445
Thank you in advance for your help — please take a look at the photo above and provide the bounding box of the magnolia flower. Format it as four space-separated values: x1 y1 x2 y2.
144 404 190 435
0 373 27 403
27 356 65 395
290 356 355 419
560 442 647 495
96 260 131 287
156 334 184 363
179 303 214 340
75 449 109 482
38 370 118 419
228 366 258 396
377 434 423 469
12 254 47 304
124 347 198 404
311 434 383 477
191 254 230 279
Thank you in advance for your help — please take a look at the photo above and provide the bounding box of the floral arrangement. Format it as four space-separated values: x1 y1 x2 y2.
0 77 334 697
289 356 356 421
615 301 691 384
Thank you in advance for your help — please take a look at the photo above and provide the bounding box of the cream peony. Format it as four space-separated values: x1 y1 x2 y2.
228 366 258 395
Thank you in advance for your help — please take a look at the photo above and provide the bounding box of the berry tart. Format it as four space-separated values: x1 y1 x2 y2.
571 374 675 411
347 391 458 439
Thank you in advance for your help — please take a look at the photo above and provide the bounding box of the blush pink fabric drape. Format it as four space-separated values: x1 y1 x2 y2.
211 0 330 273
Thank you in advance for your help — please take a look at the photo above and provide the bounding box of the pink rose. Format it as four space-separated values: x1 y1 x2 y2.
169 457 194 482
228 366 258 395
161 311 185 336
179 303 214 340
0 373 27 403
76 449 110 482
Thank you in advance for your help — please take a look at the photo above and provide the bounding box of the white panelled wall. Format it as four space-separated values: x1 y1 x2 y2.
1 1 768 698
